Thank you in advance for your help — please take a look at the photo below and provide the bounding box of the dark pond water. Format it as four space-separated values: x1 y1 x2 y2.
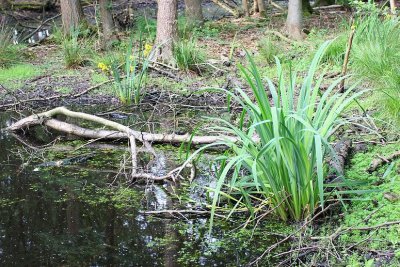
0 106 281 266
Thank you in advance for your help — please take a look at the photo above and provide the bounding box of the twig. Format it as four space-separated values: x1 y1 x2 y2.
338 20 355 93
368 151 400 173
248 202 339 266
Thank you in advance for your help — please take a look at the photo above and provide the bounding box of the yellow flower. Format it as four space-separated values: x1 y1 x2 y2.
97 62 109 72
351 24 356 31
129 55 134 61
143 43 153 57
130 66 134 72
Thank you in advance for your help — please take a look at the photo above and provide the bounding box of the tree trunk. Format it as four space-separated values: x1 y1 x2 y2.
155 0 178 63
389 0 397 15
99 0 118 49
60 0 85 34
184 0 204 25
258 0 266 16
253 0 259 13
242 0 249 16
286 0 303 40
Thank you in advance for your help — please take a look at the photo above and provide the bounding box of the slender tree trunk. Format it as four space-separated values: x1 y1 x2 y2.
253 0 259 13
60 0 85 34
286 0 303 40
258 0 266 16
184 0 203 25
389 0 397 15
99 0 118 49
155 0 178 63
242 0 249 16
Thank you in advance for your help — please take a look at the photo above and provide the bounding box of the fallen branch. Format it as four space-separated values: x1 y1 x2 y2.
367 151 400 173
6 107 237 144
6 107 236 182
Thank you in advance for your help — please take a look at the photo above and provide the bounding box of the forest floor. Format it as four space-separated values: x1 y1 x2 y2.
1 4 400 266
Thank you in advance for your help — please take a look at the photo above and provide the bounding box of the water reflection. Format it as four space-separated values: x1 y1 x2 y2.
0 108 276 266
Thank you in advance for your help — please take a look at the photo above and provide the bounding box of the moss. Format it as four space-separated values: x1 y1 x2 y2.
337 143 400 264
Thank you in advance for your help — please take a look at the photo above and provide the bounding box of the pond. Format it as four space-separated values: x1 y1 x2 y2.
0 106 285 266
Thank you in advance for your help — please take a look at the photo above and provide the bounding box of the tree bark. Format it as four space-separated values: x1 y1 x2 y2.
242 0 249 16
258 0 266 16
389 0 397 15
99 0 118 49
253 0 259 13
60 0 85 34
184 0 204 25
286 0 303 40
155 0 178 63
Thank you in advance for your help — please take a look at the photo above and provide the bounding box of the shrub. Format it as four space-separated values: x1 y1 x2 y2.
206 42 364 227
173 38 205 72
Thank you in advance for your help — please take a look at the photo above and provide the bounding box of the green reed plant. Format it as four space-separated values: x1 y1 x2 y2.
111 39 150 105
206 42 364 228
173 38 205 72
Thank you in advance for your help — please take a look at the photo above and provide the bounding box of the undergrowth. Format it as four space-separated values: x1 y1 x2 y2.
351 3 400 125
0 23 25 68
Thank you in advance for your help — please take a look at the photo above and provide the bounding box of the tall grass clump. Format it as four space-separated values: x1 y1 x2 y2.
173 38 205 72
351 11 400 123
206 42 363 227
110 39 150 105
62 28 86 68
257 37 278 64
0 23 24 68
321 33 347 65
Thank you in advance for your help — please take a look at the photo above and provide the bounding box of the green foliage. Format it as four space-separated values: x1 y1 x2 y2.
62 28 87 68
173 38 205 72
257 37 278 64
0 23 25 68
322 33 347 65
351 11 400 124
206 42 364 229
111 39 149 104
135 15 157 41
338 143 400 259
0 63 41 87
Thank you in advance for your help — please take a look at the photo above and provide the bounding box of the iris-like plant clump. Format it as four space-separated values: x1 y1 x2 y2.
207 42 364 228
